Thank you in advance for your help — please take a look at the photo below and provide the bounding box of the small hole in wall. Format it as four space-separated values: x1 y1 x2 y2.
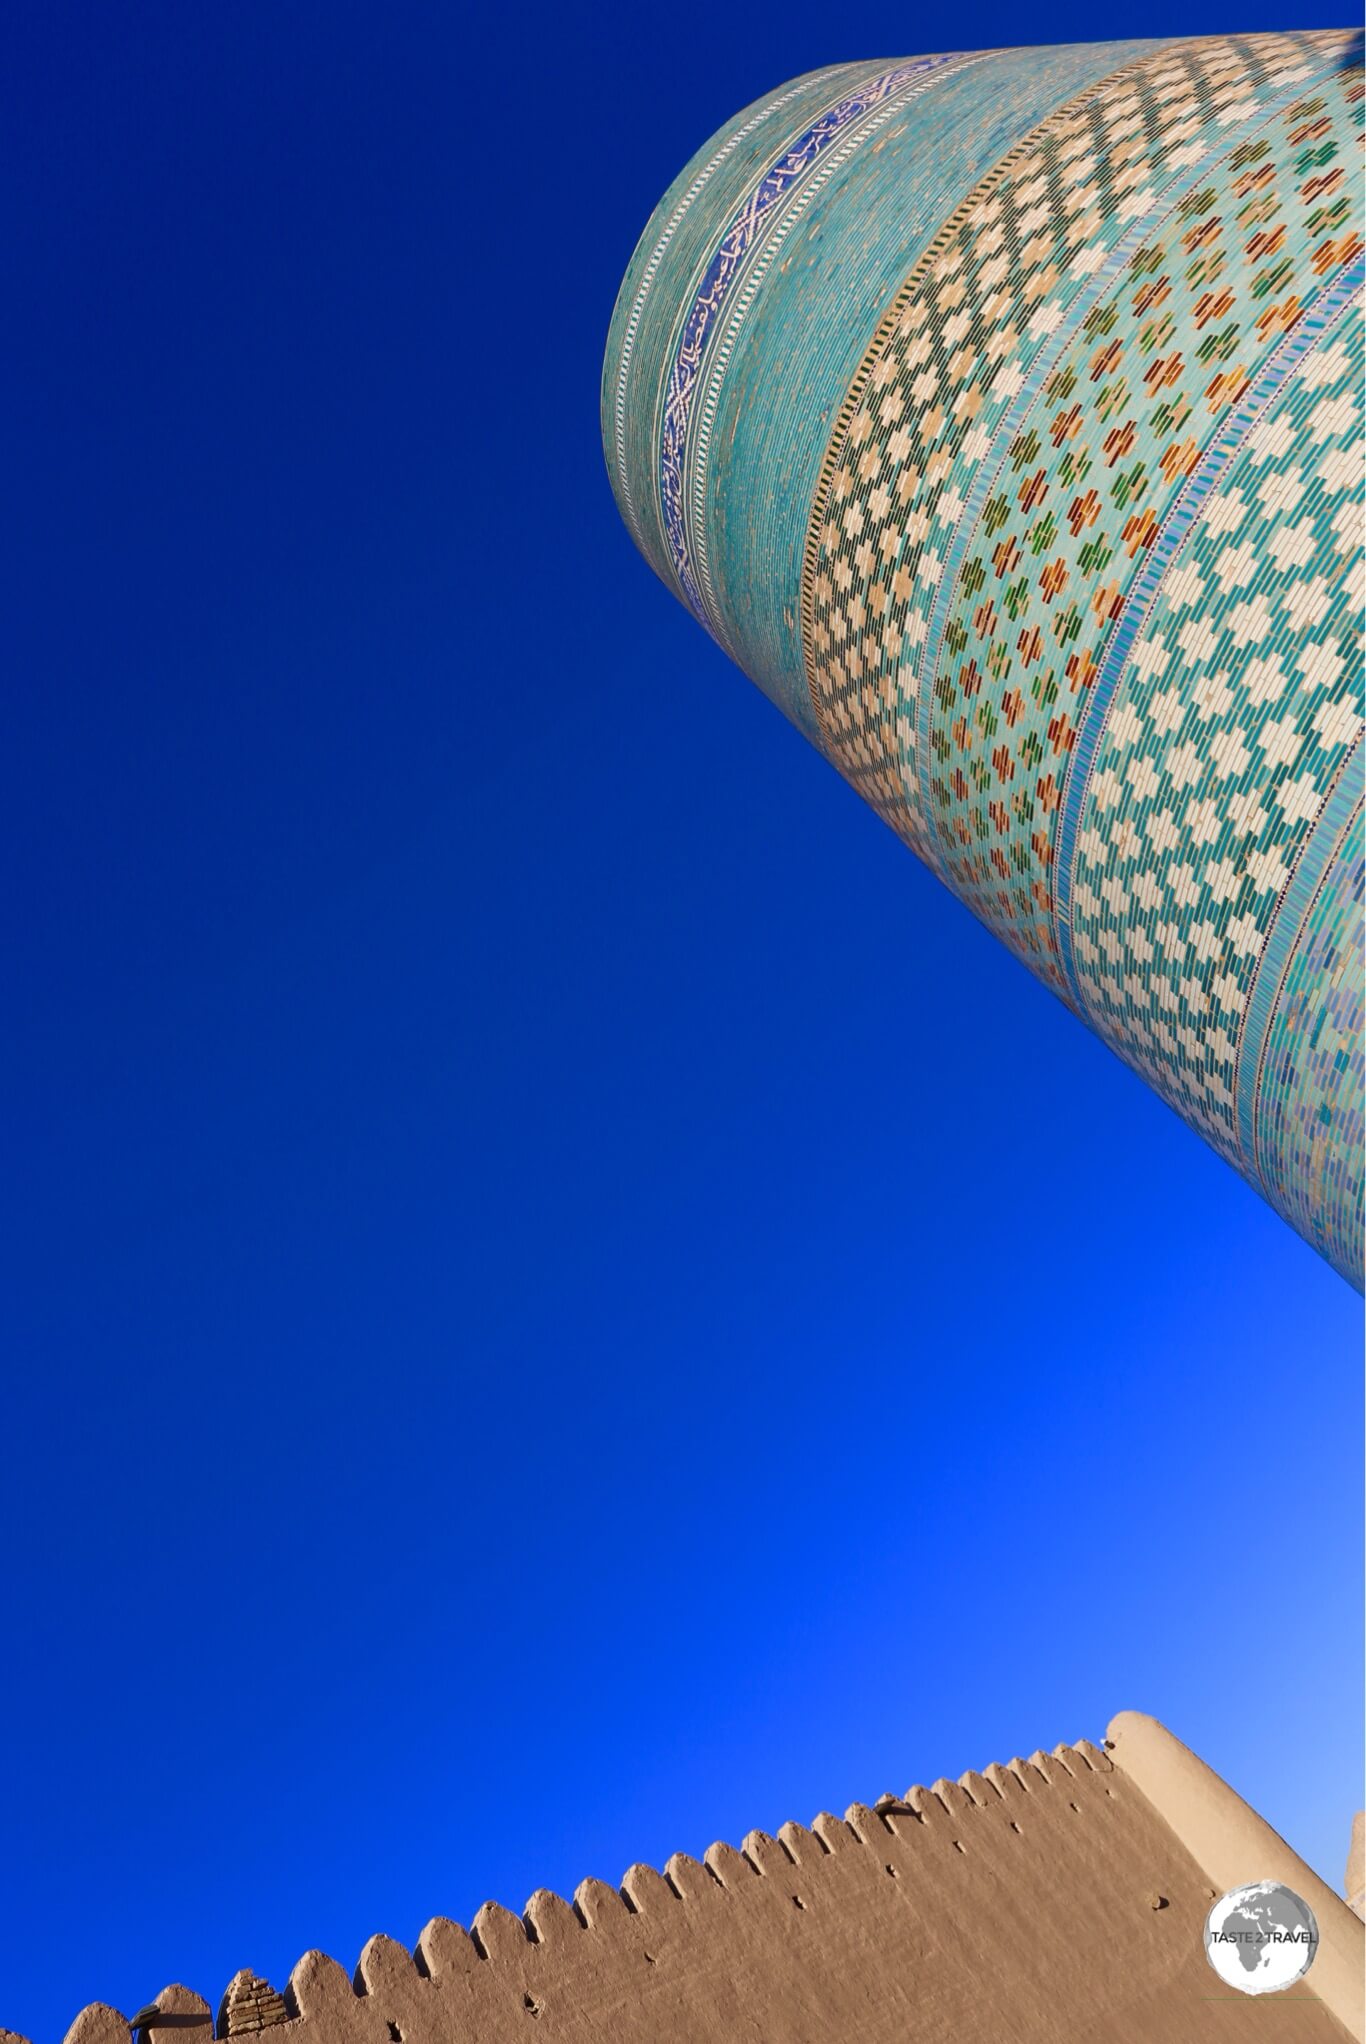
792 1895 806 1910
523 1992 543 2017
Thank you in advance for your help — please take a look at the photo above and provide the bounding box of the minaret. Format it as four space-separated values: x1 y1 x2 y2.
603 31 1365 1287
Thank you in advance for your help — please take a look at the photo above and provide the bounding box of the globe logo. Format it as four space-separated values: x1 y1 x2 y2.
1204 1882 1319 1994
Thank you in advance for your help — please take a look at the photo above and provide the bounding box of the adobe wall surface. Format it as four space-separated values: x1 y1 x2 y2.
33 1716 1363 2044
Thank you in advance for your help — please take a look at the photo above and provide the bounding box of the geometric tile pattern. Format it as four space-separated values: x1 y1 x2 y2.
604 32 1365 1285
1069 285 1363 1198
657 52 972 622
1252 774 1364 1270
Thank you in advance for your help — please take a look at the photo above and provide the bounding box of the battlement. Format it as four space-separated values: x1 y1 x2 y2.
22 1716 1365 2044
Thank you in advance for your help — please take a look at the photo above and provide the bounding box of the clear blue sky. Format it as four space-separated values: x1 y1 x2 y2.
3 4 1360 2037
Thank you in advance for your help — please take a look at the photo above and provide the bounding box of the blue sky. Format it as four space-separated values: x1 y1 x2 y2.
3 3 1360 2036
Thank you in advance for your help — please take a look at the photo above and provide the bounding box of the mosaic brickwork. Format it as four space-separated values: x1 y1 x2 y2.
604 33 1364 1286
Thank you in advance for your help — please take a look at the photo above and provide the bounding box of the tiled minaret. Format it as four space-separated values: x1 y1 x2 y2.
604 32 1364 1285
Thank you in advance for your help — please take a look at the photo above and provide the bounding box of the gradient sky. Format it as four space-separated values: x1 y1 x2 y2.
3 4 1361 2038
